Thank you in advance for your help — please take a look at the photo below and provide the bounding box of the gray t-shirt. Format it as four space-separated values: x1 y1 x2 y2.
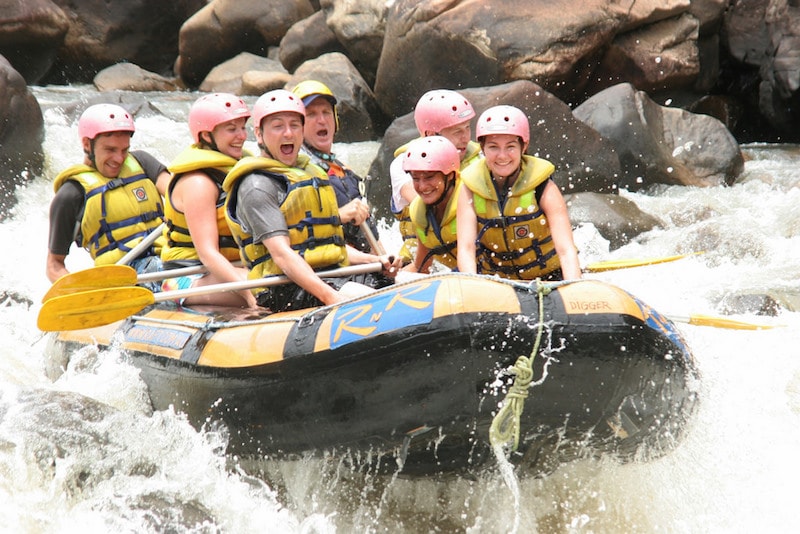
234 173 290 243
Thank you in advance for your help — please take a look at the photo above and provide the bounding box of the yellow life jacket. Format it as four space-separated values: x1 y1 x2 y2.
53 156 164 265
392 139 481 263
460 155 560 279
161 145 240 262
303 145 375 253
223 155 347 290
408 180 461 271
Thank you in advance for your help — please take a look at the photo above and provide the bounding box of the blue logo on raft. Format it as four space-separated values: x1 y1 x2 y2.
629 295 692 359
329 280 439 349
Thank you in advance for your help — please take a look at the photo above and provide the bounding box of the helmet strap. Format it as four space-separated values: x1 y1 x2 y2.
200 132 220 153
86 138 97 167
431 172 455 207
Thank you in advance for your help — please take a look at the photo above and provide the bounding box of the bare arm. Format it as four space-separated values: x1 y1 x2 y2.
155 170 171 197
411 240 433 274
177 173 257 307
539 181 582 280
456 185 478 274
46 252 69 283
264 234 345 306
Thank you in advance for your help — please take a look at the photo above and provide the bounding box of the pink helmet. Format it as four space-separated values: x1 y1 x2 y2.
475 105 530 145
78 104 135 140
253 89 305 128
413 89 475 135
402 136 460 175
188 93 250 144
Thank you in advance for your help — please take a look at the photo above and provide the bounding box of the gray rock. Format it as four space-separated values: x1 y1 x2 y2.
574 83 743 190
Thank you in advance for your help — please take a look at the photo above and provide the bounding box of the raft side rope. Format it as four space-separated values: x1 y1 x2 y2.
489 279 552 454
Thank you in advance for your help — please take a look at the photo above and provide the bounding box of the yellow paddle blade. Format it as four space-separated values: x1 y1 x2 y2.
668 313 783 331
37 286 155 332
42 265 138 302
584 253 702 273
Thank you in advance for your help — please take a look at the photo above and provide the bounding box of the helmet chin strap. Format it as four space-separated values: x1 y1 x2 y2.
86 139 97 167
430 172 455 207
200 132 220 153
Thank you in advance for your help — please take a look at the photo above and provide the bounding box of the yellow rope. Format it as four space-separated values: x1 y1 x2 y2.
489 279 550 453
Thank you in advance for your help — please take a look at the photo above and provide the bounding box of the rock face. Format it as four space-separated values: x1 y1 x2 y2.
93 63 181 93
45 0 206 84
0 56 44 220
374 0 628 118
0 0 70 84
722 0 800 140
177 0 315 87
565 192 663 249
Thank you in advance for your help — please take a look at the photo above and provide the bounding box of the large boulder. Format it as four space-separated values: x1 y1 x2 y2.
573 83 744 191
758 1 800 134
320 0 388 86
588 13 700 95
720 0 800 140
565 192 662 249
93 63 181 92
45 0 205 84
286 52 383 143
279 10 346 73
373 0 629 118
199 52 287 94
177 0 315 88
0 56 44 220
0 0 70 84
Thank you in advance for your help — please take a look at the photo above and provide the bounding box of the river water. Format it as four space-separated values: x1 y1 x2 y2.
1 87 799 533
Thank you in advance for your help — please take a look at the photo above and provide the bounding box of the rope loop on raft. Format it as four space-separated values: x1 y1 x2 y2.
489 278 549 454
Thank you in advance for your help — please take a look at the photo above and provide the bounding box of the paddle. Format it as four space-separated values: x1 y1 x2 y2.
41 223 167 302
41 261 238 302
665 313 782 330
38 262 384 332
583 253 700 273
360 221 387 256
116 222 166 266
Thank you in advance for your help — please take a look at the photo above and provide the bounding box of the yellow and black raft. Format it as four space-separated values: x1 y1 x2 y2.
43 272 699 477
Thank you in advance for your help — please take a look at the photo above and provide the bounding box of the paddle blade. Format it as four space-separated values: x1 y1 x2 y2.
38 286 155 332
667 313 782 330
42 265 138 302
584 253 698 273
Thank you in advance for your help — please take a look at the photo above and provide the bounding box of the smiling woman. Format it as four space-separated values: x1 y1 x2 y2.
159 92 256 308
456 104 582 281
402 135 461 273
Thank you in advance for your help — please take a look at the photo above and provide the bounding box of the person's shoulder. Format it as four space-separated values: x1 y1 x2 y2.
129 150 157 164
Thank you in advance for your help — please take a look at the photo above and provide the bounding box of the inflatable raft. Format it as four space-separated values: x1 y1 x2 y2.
45 273 699 477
